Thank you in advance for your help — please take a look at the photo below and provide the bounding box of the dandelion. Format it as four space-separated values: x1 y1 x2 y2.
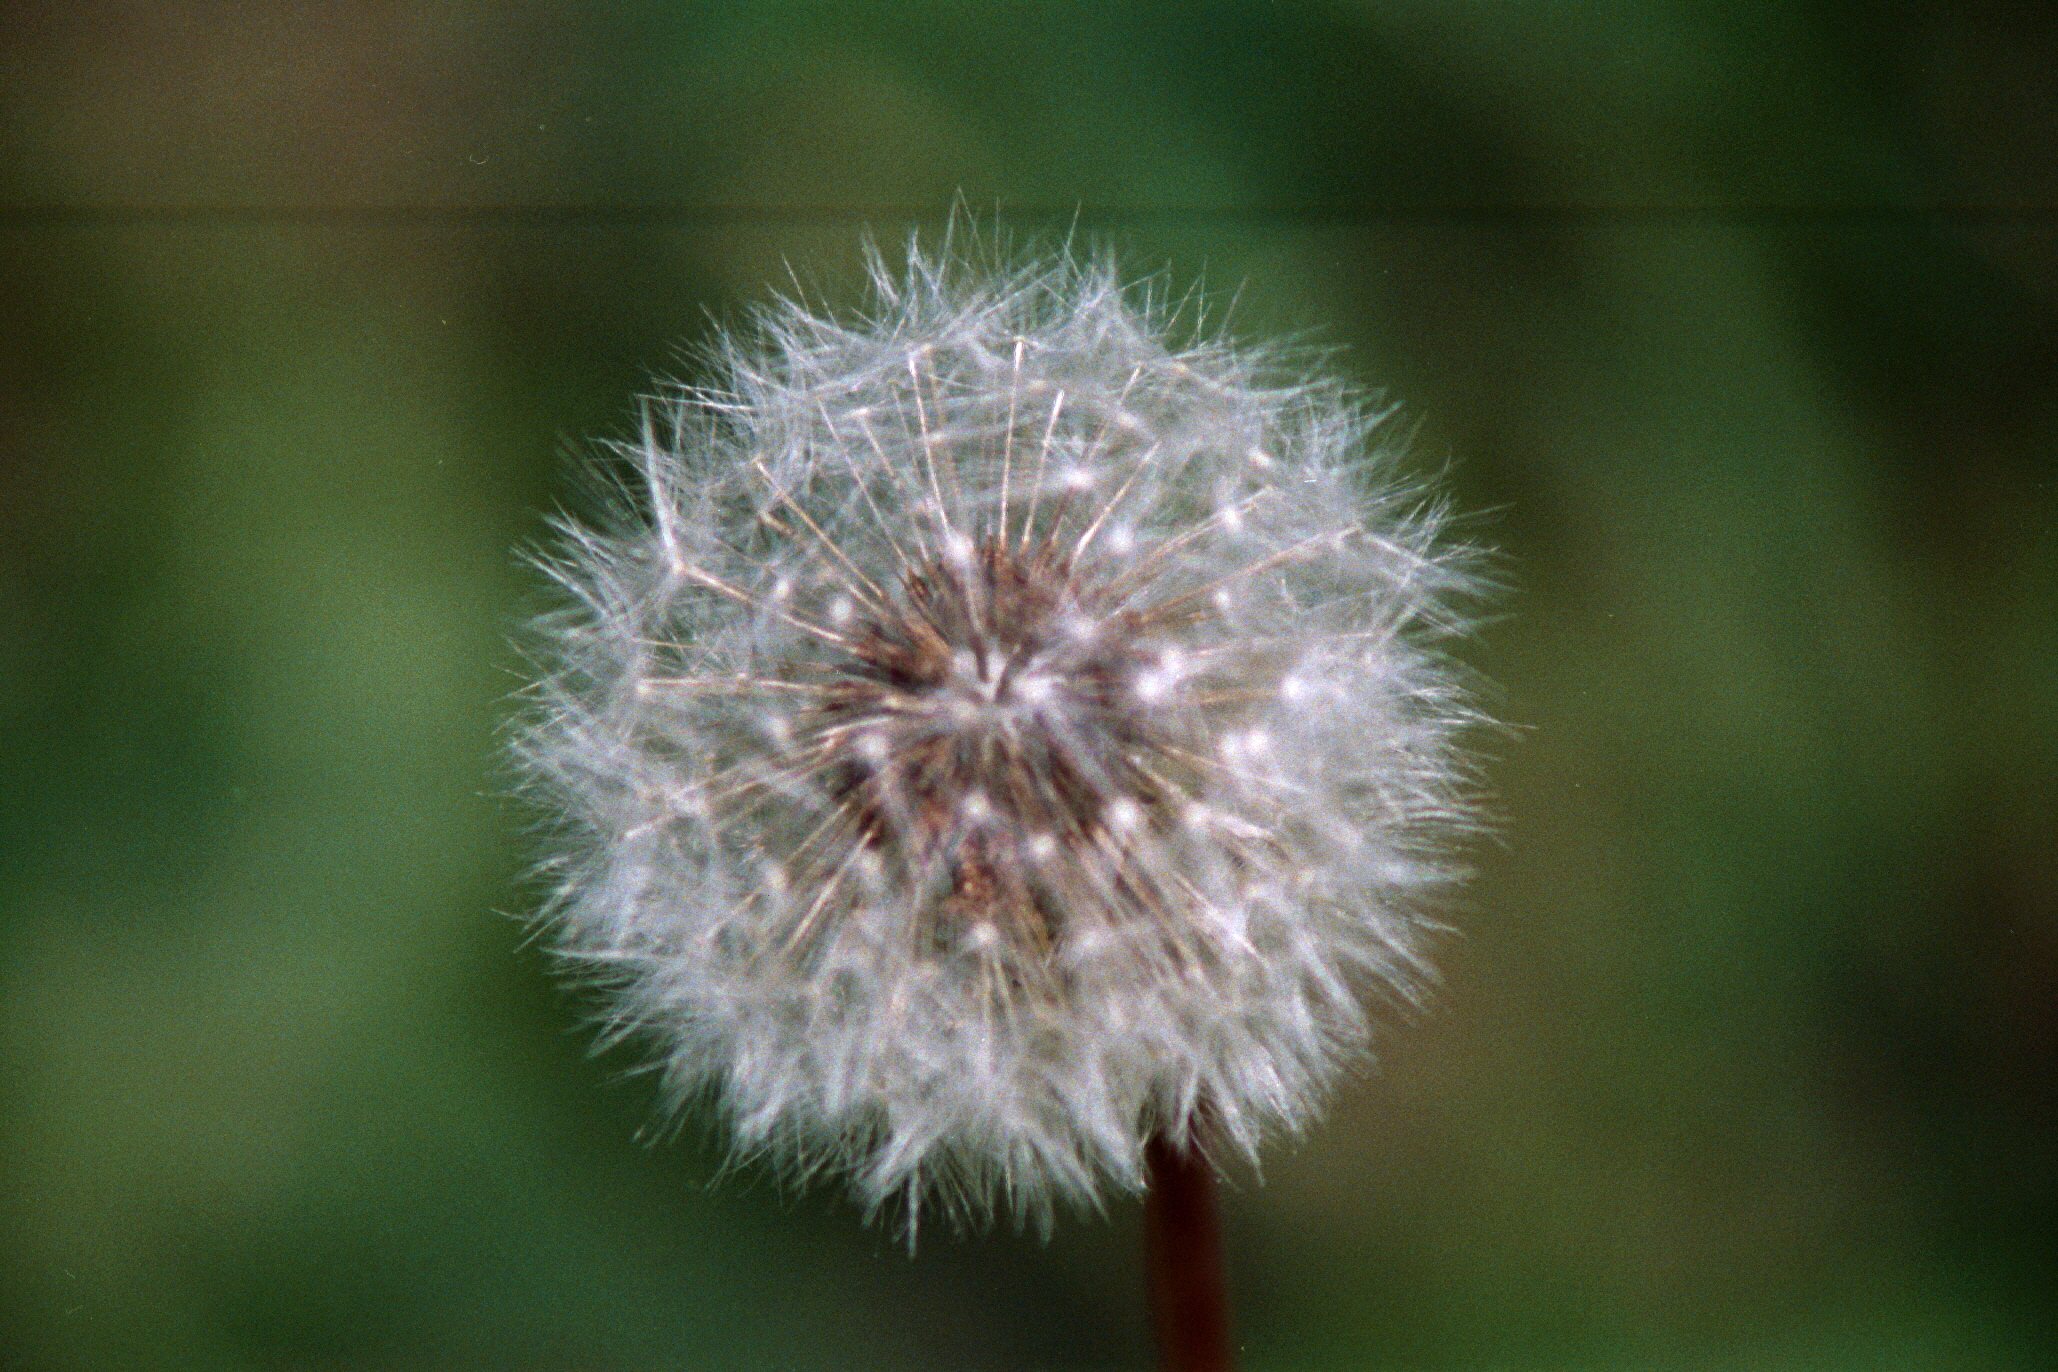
512 227 1490 1243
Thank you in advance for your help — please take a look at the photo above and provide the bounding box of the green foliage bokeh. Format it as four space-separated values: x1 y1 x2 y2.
3 5 2053 1368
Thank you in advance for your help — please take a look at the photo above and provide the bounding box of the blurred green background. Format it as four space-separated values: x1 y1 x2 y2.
3 4 2054 1369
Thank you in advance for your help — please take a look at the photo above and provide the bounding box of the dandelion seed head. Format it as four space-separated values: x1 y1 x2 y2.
512 226 1492 1235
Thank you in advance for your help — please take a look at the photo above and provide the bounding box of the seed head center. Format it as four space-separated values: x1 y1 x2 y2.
808 535 1171 953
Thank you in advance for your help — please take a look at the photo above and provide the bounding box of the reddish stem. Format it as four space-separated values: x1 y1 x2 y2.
1143 1133 1235 1372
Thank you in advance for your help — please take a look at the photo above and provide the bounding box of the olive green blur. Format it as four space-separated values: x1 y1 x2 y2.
2 4 2052 1369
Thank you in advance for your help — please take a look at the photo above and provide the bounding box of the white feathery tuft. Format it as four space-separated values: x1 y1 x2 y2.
511 226 1493 1236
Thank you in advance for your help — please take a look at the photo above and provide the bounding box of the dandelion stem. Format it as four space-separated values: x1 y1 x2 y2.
1144 1133 1234 1372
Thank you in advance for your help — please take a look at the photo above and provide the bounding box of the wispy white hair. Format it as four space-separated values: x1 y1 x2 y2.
512 225 1492 1236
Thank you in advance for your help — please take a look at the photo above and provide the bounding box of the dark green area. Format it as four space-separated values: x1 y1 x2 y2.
3 4 2053 1368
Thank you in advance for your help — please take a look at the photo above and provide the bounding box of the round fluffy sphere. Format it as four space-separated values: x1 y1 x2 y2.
513 232 1490 1233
